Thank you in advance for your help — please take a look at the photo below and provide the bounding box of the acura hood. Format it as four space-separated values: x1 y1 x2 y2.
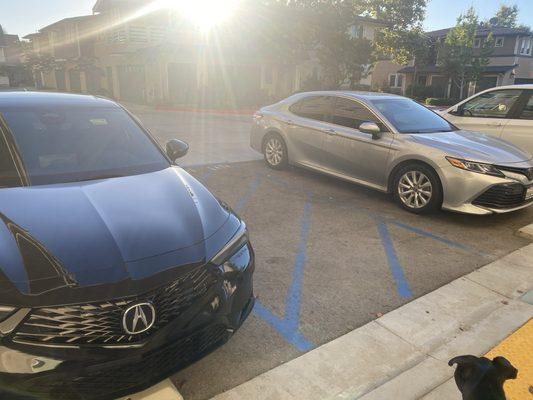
0 167 232 297
409 130 532 165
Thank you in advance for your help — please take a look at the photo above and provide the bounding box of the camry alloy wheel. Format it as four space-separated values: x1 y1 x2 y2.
398 171 433 209
265 137 284 166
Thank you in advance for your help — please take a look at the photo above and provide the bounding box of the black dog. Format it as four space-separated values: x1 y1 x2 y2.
449 355 518 400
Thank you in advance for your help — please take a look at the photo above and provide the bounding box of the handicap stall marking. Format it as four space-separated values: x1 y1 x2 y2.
193 165 490 351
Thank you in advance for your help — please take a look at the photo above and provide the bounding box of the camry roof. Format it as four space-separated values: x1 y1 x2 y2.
293 90 403 101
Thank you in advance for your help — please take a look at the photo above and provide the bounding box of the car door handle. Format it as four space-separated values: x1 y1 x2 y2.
285 120 294 126
488 121 503 127
323 128 336 135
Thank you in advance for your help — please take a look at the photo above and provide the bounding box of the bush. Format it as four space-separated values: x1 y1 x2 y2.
425 97 460 106
407 84 448 100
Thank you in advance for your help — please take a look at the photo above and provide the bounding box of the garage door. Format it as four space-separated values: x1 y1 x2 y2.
117 65 146 103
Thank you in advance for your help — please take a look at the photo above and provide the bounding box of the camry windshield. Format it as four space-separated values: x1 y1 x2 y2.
0 107 169 187
371 98 457 134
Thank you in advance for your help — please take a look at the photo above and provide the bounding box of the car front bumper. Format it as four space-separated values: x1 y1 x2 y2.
0 251 255 400
439 164 533 215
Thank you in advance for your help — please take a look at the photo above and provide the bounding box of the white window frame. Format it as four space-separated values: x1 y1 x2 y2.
473 38 481 48
519 37 532 56
494 37 505 48
389 74 404 88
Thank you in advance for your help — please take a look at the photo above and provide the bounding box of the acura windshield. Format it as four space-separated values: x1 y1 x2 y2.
0 107 169 187
371 98 457 134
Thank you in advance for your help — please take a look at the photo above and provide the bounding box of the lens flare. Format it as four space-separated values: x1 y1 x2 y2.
167 0 240 31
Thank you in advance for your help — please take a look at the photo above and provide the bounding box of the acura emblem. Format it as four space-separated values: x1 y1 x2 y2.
122 302 156 335
527 168 533 181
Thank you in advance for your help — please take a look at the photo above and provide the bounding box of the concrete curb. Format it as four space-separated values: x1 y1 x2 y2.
118 379 183 400
517 222 533 241
211 243 533 400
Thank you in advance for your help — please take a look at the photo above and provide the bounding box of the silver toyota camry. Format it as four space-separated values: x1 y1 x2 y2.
250 91 533 215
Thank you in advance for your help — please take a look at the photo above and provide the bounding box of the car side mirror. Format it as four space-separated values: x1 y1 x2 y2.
359 122 382 139
449 105 462 116
166 139 189 162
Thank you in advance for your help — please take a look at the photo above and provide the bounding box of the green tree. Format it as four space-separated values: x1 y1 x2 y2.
366 0 428 66
437 7 493 99
492 4 519 28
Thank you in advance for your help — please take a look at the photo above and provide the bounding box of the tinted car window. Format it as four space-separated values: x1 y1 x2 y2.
0 107 169 187
0 124 22 188
461 89 522 118
332 97 382 130
290 96 332 122
518 93 533 120
372 98 456 134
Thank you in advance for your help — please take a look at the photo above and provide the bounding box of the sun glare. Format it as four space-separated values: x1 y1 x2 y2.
168 0 241 31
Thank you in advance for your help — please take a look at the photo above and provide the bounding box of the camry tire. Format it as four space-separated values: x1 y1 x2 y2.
392 163 442 214
263 133 288 170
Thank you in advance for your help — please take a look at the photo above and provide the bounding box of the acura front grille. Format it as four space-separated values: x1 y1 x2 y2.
11 265 215 347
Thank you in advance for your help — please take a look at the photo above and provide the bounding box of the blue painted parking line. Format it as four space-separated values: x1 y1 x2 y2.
377 221 413 299
234 175 263 213
230 176 313 351
387 220 488 257
253 193 314 352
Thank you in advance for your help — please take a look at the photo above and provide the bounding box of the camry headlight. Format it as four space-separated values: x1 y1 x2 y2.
210 223 249 267
446 157 504 177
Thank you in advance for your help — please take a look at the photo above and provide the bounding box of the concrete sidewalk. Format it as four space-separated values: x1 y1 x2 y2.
212 229 533 400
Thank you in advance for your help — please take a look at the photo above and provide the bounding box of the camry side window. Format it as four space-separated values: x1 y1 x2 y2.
460 90 522 118
518 94 533 120
289 96 332 122
332 97 384 130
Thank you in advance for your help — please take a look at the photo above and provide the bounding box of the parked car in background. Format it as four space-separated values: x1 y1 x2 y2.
251 91 533 215
0 92 255 399
441 85 533 154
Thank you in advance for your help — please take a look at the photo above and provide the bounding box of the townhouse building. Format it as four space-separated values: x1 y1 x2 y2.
23 0 387 106
372 25 533 99
1 25 25 87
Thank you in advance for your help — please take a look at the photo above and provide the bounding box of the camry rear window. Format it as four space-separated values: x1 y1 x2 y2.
0 107 169 187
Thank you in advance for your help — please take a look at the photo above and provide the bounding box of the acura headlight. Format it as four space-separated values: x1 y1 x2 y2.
210 223 249 268
446 157 504 177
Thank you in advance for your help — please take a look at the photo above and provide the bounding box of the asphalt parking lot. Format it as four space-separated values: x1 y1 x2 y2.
166 159 532 400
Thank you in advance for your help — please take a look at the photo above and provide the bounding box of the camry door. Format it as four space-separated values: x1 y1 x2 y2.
282 95 335 168
321 97 393 188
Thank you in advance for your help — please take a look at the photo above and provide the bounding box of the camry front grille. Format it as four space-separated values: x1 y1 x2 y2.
12 265 216 347
496 165 533 181
472 183 529 209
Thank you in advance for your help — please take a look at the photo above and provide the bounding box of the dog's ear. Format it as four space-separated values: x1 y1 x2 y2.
492 356 518 380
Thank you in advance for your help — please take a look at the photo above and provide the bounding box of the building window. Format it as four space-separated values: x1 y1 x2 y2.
350 24 364 39
519 37 532 55
389 74 403 88
473 38 481 48
494 37 504 47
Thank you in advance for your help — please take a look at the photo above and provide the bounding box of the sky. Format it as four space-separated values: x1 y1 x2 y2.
0 0 532 38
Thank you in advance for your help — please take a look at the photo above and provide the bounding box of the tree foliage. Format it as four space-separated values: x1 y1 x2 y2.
492 4 519 28
368 0 428 65
437 7 493 99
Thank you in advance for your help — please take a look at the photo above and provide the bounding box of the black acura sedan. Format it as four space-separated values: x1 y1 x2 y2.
0 92 254 399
